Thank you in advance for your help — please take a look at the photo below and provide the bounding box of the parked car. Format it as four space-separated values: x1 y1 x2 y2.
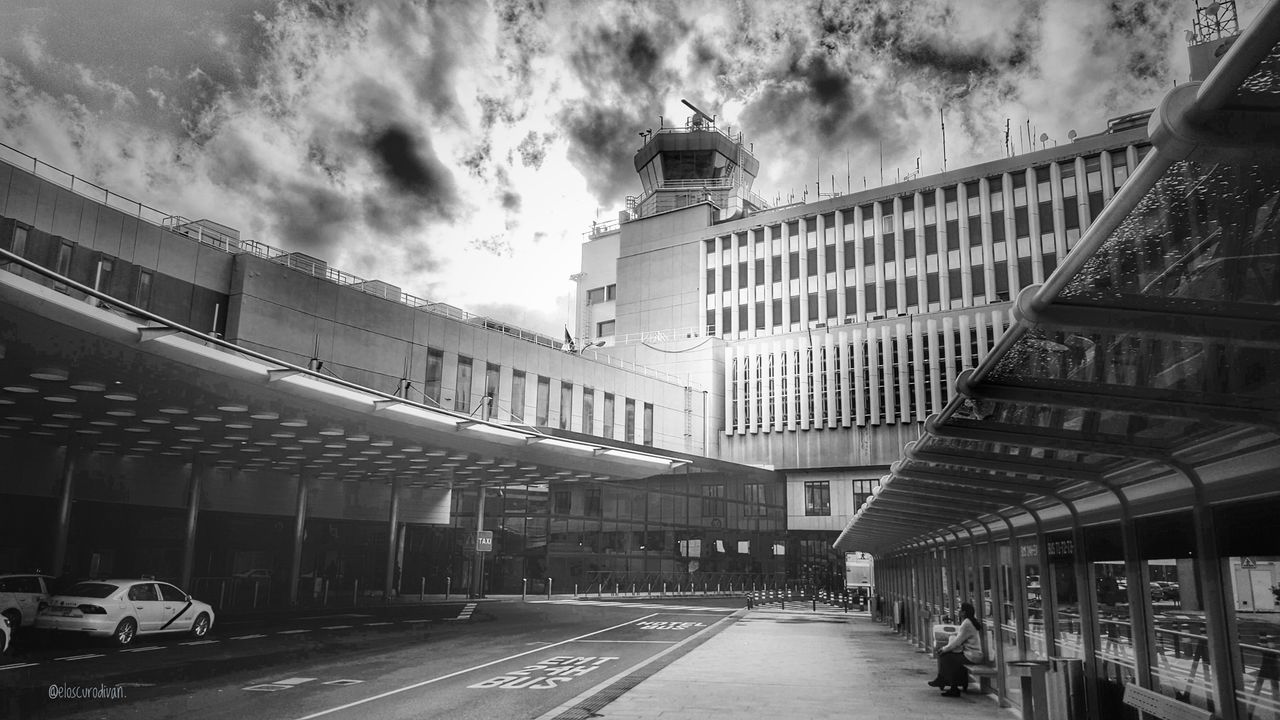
35 579 214 647
0 573 55 629
1 613 10 655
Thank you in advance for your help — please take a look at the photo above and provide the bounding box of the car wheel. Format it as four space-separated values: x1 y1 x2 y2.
113 618 137 647
190 613 210 638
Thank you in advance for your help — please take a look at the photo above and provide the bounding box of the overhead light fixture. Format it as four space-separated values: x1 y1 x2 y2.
280 418 308 428
318 426 345 436
68 380 106 392
3 385 39 394
106 408 136 417
104 391 138 402
250 411 279 420
193 415 222 423
346 434 369 442
159 407 188 415
30 368 69 381
43 395 76 403
216 404 248 413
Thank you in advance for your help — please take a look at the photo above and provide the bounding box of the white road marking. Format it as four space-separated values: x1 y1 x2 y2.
403 619 432 624
55 654 105 661
244 684 292 692
297 614 372 620
322 679 364 686
180 640 219 646
277 677 318 685
529 600 736 613
120 646 165 653
578 639 678 644
0 662 38 670
230 634 267 640
278 629 311 634
320 625 351 630
292 613 662 720
363 622 393 627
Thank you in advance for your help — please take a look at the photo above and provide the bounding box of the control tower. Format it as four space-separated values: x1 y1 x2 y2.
624 99 766 223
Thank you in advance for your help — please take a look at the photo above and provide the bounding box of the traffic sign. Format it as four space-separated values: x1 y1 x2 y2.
476 530 493 553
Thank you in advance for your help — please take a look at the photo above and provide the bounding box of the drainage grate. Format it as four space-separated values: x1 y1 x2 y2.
548 615 740 720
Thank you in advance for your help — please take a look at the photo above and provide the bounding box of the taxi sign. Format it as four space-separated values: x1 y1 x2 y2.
475 530 494 553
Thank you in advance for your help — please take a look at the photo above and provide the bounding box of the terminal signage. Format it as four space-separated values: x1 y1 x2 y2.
475 530 493 553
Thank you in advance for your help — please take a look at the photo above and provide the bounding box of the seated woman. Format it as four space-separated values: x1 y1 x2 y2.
928 602 984 697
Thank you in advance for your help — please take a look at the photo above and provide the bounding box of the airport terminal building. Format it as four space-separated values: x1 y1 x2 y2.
2 0 1280 717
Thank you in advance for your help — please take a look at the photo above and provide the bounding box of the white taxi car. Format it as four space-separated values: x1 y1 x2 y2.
36 579 215 646
0 573 55 629
1 613 10 654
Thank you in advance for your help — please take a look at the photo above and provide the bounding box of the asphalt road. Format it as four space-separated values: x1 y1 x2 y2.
0 597 742 720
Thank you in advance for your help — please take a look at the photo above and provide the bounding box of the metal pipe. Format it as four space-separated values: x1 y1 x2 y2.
288 472 308 607
180 459 201 591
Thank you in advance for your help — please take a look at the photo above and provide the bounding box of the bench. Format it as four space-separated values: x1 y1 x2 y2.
967 663 998 694
1122 683 1212 720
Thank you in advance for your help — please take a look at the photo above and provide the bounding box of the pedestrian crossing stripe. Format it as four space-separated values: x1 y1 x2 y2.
455 602 478 620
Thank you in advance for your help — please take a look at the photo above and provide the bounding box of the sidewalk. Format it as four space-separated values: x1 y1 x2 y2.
542 605 1018 720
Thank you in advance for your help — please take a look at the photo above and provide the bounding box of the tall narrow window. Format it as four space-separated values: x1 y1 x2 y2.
133 268 154 310
510 370 527 422
93 257 114 296
9 226 28 256
536 376 551 425
424 349 443 404
625 398 636 443
603 393 615 439
582 387 595 434
559 382 573 430
643 402 654 446
54 241 74 292
702 484 726 517
454 357 473 413
483 363 500 419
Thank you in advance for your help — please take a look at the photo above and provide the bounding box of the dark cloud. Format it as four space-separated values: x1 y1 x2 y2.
516 131 548 169
369 125 459 218
561 104 651 203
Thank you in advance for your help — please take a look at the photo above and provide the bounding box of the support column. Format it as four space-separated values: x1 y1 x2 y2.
51 442 77 577
384 477 401 599
180 459 201 591
288 473 308 607
471 487 487 599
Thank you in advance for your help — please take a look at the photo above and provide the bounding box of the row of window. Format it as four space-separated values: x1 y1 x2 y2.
550 482 774 518
421 351 655 444
701 146 1147 338
726 310 1010 433
7 224 156 308
585 284 617 305
802 479 876 516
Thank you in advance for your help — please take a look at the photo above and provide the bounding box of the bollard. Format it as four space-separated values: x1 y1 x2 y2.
647 583 651 598
445 576 451 600
323 578 329 607
353 578 359 607
219 580 226 610
615 583 619 597
574 584 578 597
662 582 666 597
598 583 602 598
716 583 721 595
546 577 552 600
522 578 527 601
420 577 425 602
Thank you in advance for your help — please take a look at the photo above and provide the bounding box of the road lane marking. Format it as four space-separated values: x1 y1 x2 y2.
363 622 392 626
180 640 219 646
0 662 39 670
454 602 477 620
529 600 736 612
531 610 742 720
297 614 372 620
322 679 363 686
292 612 661 720
230 634 267 640
320 625 351 630
55 654 105 661
578 640 678 644
279 629 311 634
245 684 292 692
120 646 165 653
277 678 318 685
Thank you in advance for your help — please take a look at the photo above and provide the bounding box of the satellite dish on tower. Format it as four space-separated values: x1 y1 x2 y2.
1068 129 1078 141
1039 133 1048 142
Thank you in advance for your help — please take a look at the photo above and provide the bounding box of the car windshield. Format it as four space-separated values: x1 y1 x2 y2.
61 582 119 598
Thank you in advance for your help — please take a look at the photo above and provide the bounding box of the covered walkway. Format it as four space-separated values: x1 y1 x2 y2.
836 3 1280 719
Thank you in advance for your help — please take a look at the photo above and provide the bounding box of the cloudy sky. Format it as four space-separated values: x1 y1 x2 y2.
0 0 1263 336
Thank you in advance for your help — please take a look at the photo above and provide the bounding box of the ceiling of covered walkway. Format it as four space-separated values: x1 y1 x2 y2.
0 257 698 492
